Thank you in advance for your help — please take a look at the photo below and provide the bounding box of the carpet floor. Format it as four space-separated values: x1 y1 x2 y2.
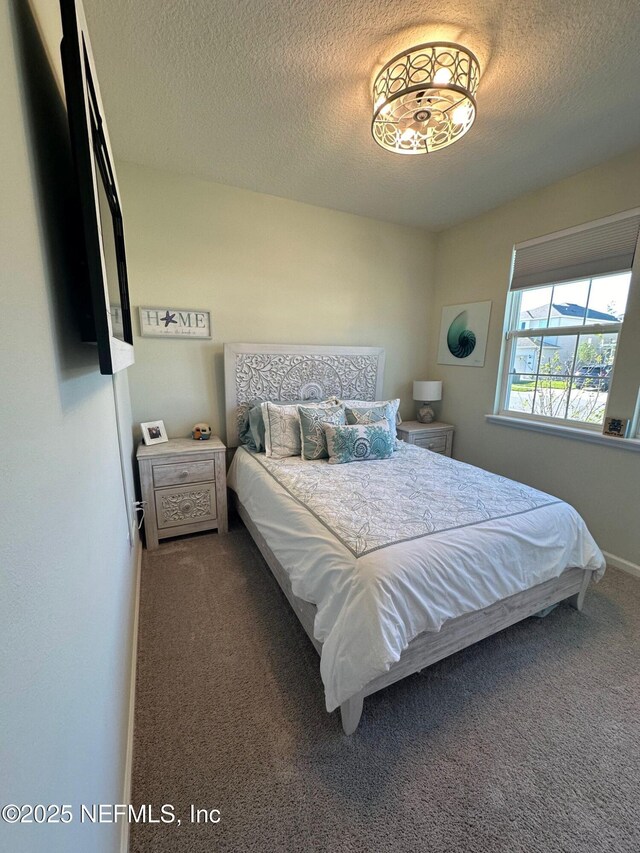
131 521 640 853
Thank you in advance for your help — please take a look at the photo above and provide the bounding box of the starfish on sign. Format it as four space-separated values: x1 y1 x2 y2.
162 310 177 327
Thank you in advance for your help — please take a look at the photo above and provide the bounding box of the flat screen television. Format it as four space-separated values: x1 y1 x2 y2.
60 0 134 374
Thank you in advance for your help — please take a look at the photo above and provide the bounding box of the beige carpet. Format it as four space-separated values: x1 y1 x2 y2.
131 521 640 853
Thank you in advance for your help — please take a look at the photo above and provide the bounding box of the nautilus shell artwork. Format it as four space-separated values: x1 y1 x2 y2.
447 310 477 358
437 301 491 368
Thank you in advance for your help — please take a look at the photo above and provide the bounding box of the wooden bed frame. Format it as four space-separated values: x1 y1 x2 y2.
223 343 593 734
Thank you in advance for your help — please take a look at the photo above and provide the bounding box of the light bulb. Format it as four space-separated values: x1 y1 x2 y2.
433 67 452 85
400 128 416 143
451 104 470 125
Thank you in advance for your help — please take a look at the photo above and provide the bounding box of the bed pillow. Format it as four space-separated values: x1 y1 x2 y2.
248 403 266 451
340 397 402 424
298 404 346 460
262 400 338 458
340 397 401 425
239 400 267 452
324 421 395 464
345 400 400 447
240 398 331 454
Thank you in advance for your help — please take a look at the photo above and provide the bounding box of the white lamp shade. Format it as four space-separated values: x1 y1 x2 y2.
413 380 442 402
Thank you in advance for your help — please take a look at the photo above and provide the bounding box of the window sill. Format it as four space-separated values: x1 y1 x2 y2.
486 414 640 452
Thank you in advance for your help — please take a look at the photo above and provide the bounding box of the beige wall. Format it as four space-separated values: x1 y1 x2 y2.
1 3 138 851
430 147 640 565
118 162 436 440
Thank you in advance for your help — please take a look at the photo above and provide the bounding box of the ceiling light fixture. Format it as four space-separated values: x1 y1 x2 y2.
371 41 480 155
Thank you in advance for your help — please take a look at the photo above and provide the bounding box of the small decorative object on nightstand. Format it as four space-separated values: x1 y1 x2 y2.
192 422 212 440
413 380 442 424
137 437 228 550
397 420 454 456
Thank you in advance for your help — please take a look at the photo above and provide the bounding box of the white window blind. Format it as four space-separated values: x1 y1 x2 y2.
510 209 640 291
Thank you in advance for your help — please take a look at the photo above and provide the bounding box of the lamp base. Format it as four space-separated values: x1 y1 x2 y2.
417 404 435 424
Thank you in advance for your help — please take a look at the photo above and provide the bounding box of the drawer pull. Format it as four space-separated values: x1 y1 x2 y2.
180 470 189 478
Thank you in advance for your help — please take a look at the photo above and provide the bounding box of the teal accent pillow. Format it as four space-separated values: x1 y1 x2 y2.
239 405 257 451
299 404 346 460
345 403 398 443
247 404 266 451
324 422 395 464
239 400 267 452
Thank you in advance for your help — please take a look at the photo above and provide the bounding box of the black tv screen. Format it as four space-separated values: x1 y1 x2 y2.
60 0 134 374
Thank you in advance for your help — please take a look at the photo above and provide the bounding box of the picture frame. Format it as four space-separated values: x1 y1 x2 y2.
141 420 169 446
602 416 629 438
437 301 492 368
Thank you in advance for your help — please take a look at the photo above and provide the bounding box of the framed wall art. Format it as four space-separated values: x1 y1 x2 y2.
139 307 211 339
437 301 492 368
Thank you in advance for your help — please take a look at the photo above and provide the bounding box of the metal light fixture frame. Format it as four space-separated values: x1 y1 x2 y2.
371 41 481 155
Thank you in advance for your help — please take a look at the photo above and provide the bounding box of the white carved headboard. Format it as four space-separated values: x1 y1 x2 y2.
223 343 385 447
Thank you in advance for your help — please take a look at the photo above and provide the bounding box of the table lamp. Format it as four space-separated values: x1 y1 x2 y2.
413 380 442 424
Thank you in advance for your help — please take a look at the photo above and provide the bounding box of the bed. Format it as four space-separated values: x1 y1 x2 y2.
224 343 606 734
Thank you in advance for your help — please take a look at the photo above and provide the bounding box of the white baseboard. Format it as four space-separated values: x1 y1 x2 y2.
603 550 640 579
121 535 143 853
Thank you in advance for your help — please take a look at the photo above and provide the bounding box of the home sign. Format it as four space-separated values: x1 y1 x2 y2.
138 307 211 339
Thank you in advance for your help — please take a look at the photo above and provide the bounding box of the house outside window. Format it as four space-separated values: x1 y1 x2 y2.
495 208 640 434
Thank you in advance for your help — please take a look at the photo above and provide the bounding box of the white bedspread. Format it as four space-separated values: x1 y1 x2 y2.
228 444 605 712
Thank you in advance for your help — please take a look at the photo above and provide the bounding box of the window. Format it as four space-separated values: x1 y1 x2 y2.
499 273 630 427
495 209 640 433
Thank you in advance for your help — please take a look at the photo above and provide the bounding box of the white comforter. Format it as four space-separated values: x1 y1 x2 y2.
228 444 605 712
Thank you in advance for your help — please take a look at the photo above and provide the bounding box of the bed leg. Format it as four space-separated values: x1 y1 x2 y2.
340 694 364 735
568 570 592 612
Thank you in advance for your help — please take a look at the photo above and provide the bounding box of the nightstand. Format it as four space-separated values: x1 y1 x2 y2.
137 437 228 550
396 421 454 456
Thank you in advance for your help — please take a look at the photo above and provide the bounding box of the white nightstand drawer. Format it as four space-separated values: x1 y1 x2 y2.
153 459 215 488
155 482 218 530
415 435 447 453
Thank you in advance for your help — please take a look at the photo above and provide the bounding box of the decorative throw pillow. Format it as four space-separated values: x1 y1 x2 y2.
340 398 401 426
324 422 395 464
298 404 346 460
261 400 338 458
344 401 401 449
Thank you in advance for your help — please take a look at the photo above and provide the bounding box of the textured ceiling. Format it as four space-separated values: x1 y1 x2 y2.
83 0 640 230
